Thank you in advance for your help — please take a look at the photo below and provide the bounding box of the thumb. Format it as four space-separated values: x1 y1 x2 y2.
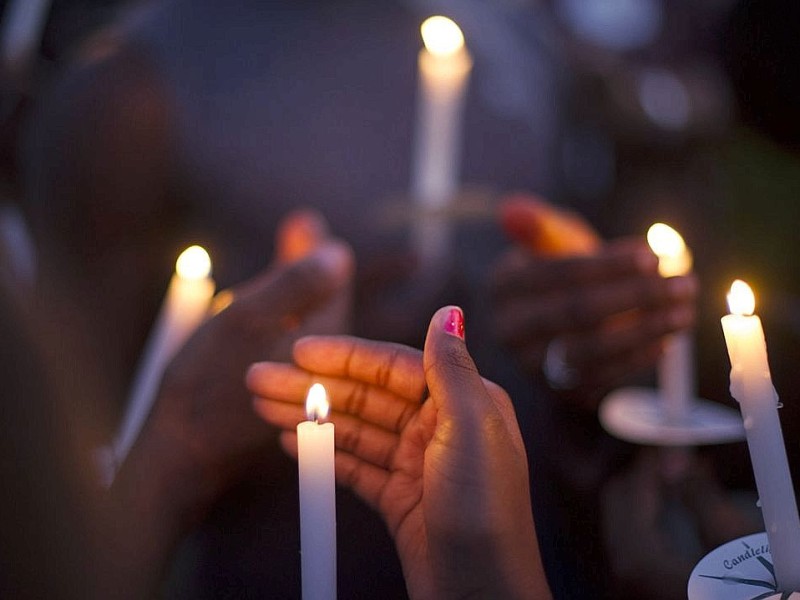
423 306 494 431
239 239 353 318
275 209 329 263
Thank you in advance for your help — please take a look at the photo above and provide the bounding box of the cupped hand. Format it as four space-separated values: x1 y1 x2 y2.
249 306 551 600
139 213 354 522
89 213 354 599
491 237 698 408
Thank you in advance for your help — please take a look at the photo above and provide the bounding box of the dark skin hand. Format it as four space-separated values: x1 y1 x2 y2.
88 218 354 600
249 306 552 600
491 237 698 409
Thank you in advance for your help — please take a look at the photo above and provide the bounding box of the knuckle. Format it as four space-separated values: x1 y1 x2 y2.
393 402 417 432
340 460 361 490
344 382 369 416
337 421 363 455
374 347 401 389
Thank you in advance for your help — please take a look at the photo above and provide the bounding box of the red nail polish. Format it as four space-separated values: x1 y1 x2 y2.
444 307 465 340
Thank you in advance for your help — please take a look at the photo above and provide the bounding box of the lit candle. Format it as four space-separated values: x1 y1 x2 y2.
298 383 337 600
113 245 215 468
410 15 472 266
647 223 694 424
721 279 800 591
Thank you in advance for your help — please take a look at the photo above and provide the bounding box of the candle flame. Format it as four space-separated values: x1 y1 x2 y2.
647 222 686 260
728 279 756 316
646 222 691 277
306 383 330 422
175 245 212 280
420 16 464 57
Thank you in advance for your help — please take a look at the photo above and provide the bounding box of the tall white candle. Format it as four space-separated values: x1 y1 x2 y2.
410 15 472 266
298 383 337 600
721 279 800 591
647 223 694 425
113 245 215 469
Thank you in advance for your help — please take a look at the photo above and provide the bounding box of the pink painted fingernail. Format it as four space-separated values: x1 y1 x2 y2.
444 307 465 340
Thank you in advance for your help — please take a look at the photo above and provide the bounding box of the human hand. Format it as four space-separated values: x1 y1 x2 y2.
271 209 353 353
249 306 551 600
499 192 601 256
491 234 698 409
138 219 353 522
89 214 354 599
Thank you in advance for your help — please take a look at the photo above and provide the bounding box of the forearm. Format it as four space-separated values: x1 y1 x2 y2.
429 527 552 600
88 424 198 599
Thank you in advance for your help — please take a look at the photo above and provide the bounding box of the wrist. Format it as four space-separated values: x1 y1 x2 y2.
89 423 199 599
429 525 550 600
125 407 221 530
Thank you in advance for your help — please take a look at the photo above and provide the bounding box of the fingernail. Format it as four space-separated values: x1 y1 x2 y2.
444 307 465 340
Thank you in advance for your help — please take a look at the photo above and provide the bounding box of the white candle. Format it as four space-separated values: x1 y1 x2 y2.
410 15 472 266
113 245 215 468
647 223 694 424
298 383 337 600
721 279 800 591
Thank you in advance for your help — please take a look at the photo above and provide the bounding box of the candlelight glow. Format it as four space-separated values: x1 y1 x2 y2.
420 16 464 57
728 279 756 316
647 222 685 260
306 383 330 422
646 222 692 276
175 245 211 280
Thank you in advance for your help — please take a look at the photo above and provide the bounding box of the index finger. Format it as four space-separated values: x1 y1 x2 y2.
234 240 353 316
292 335 426 403
492 237 658 298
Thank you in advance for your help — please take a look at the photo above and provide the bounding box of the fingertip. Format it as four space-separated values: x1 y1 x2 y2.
443 306 465 340
279 431 299 459
424 305 490 420
276 209 330 262
245 362 268 389
251 395 267 419
427 305 466 346
311 240 354 283
291 335 323 361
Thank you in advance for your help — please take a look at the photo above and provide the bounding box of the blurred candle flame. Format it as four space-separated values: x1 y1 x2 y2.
420 16 464 57
728 280 756 316
646 222 692 277
175 245 212 280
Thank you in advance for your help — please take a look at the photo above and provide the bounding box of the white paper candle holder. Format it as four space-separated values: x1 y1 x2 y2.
688 532 800 599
